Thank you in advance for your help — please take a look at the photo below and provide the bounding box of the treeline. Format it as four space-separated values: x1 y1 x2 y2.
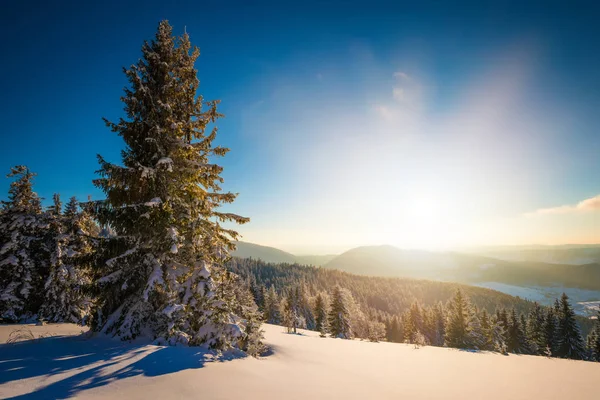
228 257 600 361
0 166 98 323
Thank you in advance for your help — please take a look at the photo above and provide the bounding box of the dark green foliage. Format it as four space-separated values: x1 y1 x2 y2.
263 286 281 324
543 307 559 356
526 303 546 355
88 20 259 353
587 312 600 361
555 293 586 360
506 309 529 354
328 286 352 339
0 166 44 321
314 292 328 337
40 196 95 323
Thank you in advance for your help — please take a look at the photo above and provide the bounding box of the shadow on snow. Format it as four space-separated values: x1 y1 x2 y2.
0 333 246 399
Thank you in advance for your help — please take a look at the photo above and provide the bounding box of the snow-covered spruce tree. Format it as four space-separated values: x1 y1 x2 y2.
431 302 445 347
314 292 328 337
0 166 45 321
526 302 546 355
263 286 280 324
404 301 423 344
587 311 600 362
40 196 95 323
480 309 494 350
90 21 260 353
444 289 471 349
328 286 352 339
467 306 485 350
506 309 529 354
555 293 586 360
543 306 559 356
282 286 307 333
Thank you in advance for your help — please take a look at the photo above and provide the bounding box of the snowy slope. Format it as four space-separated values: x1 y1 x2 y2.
1 323 598 399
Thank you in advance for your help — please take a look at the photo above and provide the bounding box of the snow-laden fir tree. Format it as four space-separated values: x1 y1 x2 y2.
328 286 352 339
404 301 423 344
263 286 280 324
387 315 403 343
543 306 559 356
0 166 44 321
40 196 95 323
314 292 328 337
555 293 586 360
587 311 600 362
282 287 304 333
444 289 472 349
526 302 546 355
506 309 529 354
431 302 446 347
90 21 260 353
467 306 486 350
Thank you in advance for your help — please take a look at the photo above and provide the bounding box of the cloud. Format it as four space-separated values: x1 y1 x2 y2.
393 71 410 80
373 105 394 120
392 87 404 101
525 194 600 217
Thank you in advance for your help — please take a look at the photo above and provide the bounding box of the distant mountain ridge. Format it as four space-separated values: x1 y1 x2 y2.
232 241 600 291
232 241 336 266
323 245 600 290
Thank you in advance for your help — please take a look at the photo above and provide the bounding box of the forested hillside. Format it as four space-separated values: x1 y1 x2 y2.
322 245 600 290
228 257 599 359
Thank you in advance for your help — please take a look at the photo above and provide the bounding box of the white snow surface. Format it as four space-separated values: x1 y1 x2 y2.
473 282 600 316
1 323 599 399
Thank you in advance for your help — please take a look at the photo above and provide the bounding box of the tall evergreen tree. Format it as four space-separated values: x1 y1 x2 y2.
480 309 493 350
526 303 546 355
555 293 586 360
587 311 600 362
314 292 328 337
542 306 558 356
0 166 44 321
432 302 446 347
263 286 280 324
404 301 423 344
506 309 529 354
328 286 352 339
445 289 472 349
89 21 259 352
282 287 303 333
467 306 485 350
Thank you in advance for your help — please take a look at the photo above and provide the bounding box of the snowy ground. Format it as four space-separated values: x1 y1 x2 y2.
1 323 599 399
473 282 600 316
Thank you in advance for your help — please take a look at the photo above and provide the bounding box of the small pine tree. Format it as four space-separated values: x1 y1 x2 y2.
263 286 281 324
480 309 493 351
314 292 328 337
588 311 600 362
555 293 586 360
282 287 304 333
526 303 546 355
404 301 423 344
490 315 508 354
0 166 44 321
328 286 352 339
543 306 559 356
445 289 472 349
506 309 529 354
467 307 486 350
40 196 95 323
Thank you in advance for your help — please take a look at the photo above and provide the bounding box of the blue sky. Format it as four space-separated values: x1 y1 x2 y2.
1 1 599 253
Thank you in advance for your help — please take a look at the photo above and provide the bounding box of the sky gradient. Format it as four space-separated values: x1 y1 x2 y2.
1 1 598 253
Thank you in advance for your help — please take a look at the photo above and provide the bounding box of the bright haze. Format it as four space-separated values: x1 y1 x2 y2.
1 1 599 254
